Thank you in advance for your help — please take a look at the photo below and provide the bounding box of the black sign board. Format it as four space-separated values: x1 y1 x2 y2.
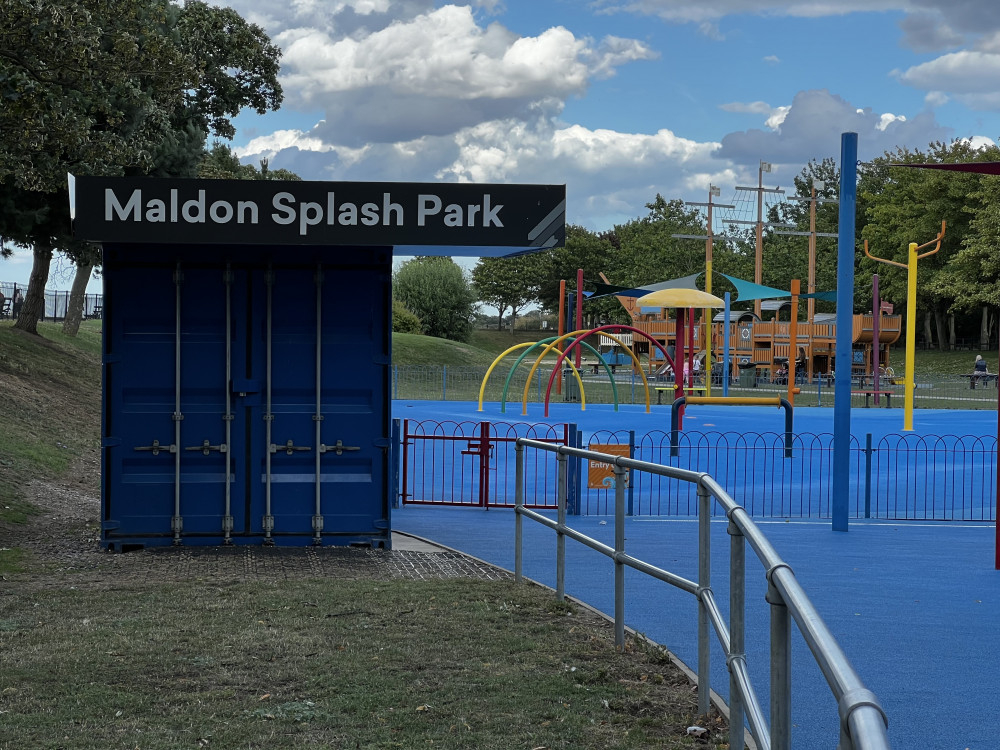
70 176 565 251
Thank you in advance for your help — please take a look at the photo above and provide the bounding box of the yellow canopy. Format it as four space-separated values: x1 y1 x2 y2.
637 288 725 308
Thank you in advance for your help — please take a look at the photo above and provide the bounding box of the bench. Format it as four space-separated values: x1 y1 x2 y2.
654 386 675 405
654 385 708 405
589 363 621 375
961 373 998 389
852 390 893 408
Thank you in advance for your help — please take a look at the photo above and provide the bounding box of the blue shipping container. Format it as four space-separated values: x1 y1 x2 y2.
100 244 392 550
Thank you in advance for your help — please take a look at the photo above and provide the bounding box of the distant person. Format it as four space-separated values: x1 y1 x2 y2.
775 363 788 385
692 356 702 383
0 290 6 317
973 354 989 387
12 288 23 317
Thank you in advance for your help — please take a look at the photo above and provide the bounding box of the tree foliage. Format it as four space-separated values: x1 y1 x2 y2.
393 257 477 342
471 253 545 330
0 0 283 334
392 299 422 334
0 0 281 192
858 139 1000 348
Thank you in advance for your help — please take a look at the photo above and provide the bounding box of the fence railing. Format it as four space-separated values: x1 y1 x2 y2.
0 281 102 321
400 418 997 520
392 364 1000 409
514 438 891 750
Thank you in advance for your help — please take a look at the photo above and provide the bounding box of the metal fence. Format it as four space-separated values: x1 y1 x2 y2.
585 429 997 520
393 363 1000 410
400 419 574 509
514 438 890 750
399 419 997 521
0 281 103 321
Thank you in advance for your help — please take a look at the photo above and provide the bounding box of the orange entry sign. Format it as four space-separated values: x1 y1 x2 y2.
588 444 630 489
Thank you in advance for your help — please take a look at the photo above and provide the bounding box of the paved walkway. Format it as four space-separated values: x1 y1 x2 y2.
393 505 1000 750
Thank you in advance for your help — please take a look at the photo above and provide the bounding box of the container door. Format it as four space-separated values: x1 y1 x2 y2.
104 263 240 543
250 261 390 544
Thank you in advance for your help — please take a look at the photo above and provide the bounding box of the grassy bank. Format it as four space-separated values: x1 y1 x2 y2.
0 578 725 749
0 320 102 531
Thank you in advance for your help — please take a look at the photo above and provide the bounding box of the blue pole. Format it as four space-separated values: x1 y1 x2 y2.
723 292 732 397
833 132 858 532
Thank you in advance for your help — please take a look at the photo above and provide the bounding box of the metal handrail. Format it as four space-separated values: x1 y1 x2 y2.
514 438 891 750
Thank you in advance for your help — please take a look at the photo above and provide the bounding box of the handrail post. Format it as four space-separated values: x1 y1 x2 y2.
515 441 524 584
697 480 711 715
614 462 627 649
768 576 792 750
556 448 567 601
670 396 687 457
864 433 873 519
780 397 794 458
728 516 747 750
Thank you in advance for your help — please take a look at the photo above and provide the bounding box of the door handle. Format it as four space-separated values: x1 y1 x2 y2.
134 439 176 456
185 440 227 456
320 440 361 456
270 439 311 455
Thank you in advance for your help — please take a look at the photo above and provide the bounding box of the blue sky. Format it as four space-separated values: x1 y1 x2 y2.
6 0 1000 292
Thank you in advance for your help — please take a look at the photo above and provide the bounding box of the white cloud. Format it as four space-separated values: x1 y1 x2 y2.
592 1 906 24
260 5 656 147
900 51 1000 110
959 135 998 150
716 89 951 165
719 100 789 129
763 54 780 64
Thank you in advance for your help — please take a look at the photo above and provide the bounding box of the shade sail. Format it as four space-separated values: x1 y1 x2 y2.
719 274 790 302
637 288 725 308
892 162 1000 175
588 273 702 300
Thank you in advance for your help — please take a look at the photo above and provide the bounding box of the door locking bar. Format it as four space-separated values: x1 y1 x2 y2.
320 440 361 456
134 440 177 456
270 439 312 455
185 440 227 456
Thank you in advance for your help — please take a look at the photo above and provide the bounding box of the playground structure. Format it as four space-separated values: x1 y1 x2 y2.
596 276 904 387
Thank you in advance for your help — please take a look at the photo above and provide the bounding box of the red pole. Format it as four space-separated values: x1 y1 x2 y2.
676 308 685 428
400 419 410 505
557 279 566 396
575 268 584 368
479 421 491 509
688 307 695 390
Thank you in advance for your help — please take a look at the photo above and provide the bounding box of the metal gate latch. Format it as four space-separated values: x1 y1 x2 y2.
320 440 361 456
134 439 176 456
185 440 227 456
270 440 312 455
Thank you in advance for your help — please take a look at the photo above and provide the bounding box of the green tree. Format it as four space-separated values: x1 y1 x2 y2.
471 254 545 331
859 140 1000 349
393 257 477 342
535 225 616 324
392 299 422 334
199 143 301 181
0 0 283 335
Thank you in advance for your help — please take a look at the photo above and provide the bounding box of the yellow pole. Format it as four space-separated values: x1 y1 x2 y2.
863 221 944 434
903 242 917 431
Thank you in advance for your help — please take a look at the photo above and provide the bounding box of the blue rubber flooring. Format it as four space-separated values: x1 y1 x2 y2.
393 401 1000 749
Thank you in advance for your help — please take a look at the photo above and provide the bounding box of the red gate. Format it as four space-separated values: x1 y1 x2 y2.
400 419 569 508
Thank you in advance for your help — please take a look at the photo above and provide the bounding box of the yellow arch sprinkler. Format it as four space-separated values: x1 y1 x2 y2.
864 220 945 431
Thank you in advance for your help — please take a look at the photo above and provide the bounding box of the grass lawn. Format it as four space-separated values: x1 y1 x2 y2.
0 577 726 749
